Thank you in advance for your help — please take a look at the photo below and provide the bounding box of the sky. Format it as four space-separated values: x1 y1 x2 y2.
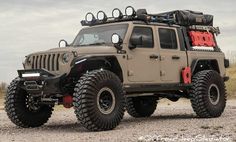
0 0 236 83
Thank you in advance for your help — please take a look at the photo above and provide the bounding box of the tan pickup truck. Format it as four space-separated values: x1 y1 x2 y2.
5 6 229 131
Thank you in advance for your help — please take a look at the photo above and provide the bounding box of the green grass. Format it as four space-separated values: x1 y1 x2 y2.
226 65 236 98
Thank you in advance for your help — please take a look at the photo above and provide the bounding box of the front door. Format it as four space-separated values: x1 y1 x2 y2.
157 27 187 83
127 26 160 82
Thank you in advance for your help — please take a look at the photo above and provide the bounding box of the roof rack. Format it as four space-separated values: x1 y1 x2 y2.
81 6 219 34
80 6 177 26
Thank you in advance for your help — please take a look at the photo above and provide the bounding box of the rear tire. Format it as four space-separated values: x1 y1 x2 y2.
126 96 157 118
73 70 125 131
190 70 226 118
5 78 53 128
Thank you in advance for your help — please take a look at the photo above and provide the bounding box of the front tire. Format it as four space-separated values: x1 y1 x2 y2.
126 96 157 118
190 70 226 118
5 78 53 128
73 70 125 131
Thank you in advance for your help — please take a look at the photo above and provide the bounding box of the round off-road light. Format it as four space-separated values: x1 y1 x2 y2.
97 11 107 21
111 33 120 44
112 8 123 19
85 12 95 22
125 6 136 17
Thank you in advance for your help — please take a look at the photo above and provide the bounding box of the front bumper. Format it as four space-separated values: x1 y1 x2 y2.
18 69 66 94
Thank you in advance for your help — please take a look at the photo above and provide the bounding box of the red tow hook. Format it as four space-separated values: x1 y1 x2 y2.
63 95 73 108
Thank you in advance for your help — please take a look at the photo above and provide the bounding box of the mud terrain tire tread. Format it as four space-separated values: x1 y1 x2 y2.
73 70 125 131
5 78 53 128
190 70 226 118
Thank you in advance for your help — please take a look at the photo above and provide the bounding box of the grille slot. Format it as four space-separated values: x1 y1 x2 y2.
31 53 61 71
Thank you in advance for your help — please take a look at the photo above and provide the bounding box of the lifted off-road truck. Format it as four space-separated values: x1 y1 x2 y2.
5 6 229 131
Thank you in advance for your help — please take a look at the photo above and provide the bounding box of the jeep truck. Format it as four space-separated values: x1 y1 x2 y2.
5 6 229 131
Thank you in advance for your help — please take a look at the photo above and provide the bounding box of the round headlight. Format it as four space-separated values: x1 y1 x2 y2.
85 12 95 22
97 11 107 21
125 6 136 17
62 53 70 63
112 8 123 19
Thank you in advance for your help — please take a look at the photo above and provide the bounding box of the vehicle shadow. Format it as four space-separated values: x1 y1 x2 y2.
41 113 197 133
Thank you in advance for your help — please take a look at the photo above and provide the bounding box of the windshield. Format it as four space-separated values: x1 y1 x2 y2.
72 24 128 47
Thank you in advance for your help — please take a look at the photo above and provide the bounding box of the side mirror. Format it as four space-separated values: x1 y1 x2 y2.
111 33 123 50
59 39 68 47
129 36 142 49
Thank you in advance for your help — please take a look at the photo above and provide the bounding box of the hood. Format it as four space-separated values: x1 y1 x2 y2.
28 45 117 56
24 45 118 75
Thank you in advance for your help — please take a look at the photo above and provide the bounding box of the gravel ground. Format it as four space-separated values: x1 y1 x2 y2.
0 99 236 142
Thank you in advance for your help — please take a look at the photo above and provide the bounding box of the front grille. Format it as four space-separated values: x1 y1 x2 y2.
31 53 61 71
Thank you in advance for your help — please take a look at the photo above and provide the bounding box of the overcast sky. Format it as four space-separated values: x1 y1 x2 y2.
0 0 236 83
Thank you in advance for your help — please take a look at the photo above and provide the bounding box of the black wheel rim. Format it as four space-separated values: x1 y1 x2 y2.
25 95 41 112
208 84 220 105
97 87 115 114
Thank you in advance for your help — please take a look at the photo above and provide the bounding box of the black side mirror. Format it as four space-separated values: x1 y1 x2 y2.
59 39 68 47
129 36 142 49
111 33 123 50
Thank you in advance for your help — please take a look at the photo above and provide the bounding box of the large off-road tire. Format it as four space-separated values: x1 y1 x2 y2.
73 70 125 131
126 96 157 118
5 78 53 128
190 70 226 118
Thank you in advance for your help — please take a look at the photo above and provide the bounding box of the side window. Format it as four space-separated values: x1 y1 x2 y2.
130 27 153 48
158 28 177 49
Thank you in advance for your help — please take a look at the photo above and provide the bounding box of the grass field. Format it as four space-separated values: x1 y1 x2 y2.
0 92 4 107
225 64 236 98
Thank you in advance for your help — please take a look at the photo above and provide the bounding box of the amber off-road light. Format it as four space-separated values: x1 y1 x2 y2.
112 8 123 19
85 12 96 22
97 11 108 22
125 6 136 17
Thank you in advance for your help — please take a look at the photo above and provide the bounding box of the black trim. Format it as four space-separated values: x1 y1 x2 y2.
224 59 229 68
190 59 198 74
177 27 186 51
180 26 191 50
124 83 191 94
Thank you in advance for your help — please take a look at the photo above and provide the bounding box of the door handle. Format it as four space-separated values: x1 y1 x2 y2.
172 55 180 60
149 54 159 59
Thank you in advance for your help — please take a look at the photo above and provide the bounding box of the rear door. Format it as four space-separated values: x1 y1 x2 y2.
157 27 187 83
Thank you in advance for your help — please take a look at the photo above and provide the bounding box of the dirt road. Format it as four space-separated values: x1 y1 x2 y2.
0 99 236 142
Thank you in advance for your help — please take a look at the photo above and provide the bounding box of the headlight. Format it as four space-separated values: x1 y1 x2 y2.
62 53 70 63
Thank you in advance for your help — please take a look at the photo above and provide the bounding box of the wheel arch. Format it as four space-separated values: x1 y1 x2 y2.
69 55 123 82
191 59 220 75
